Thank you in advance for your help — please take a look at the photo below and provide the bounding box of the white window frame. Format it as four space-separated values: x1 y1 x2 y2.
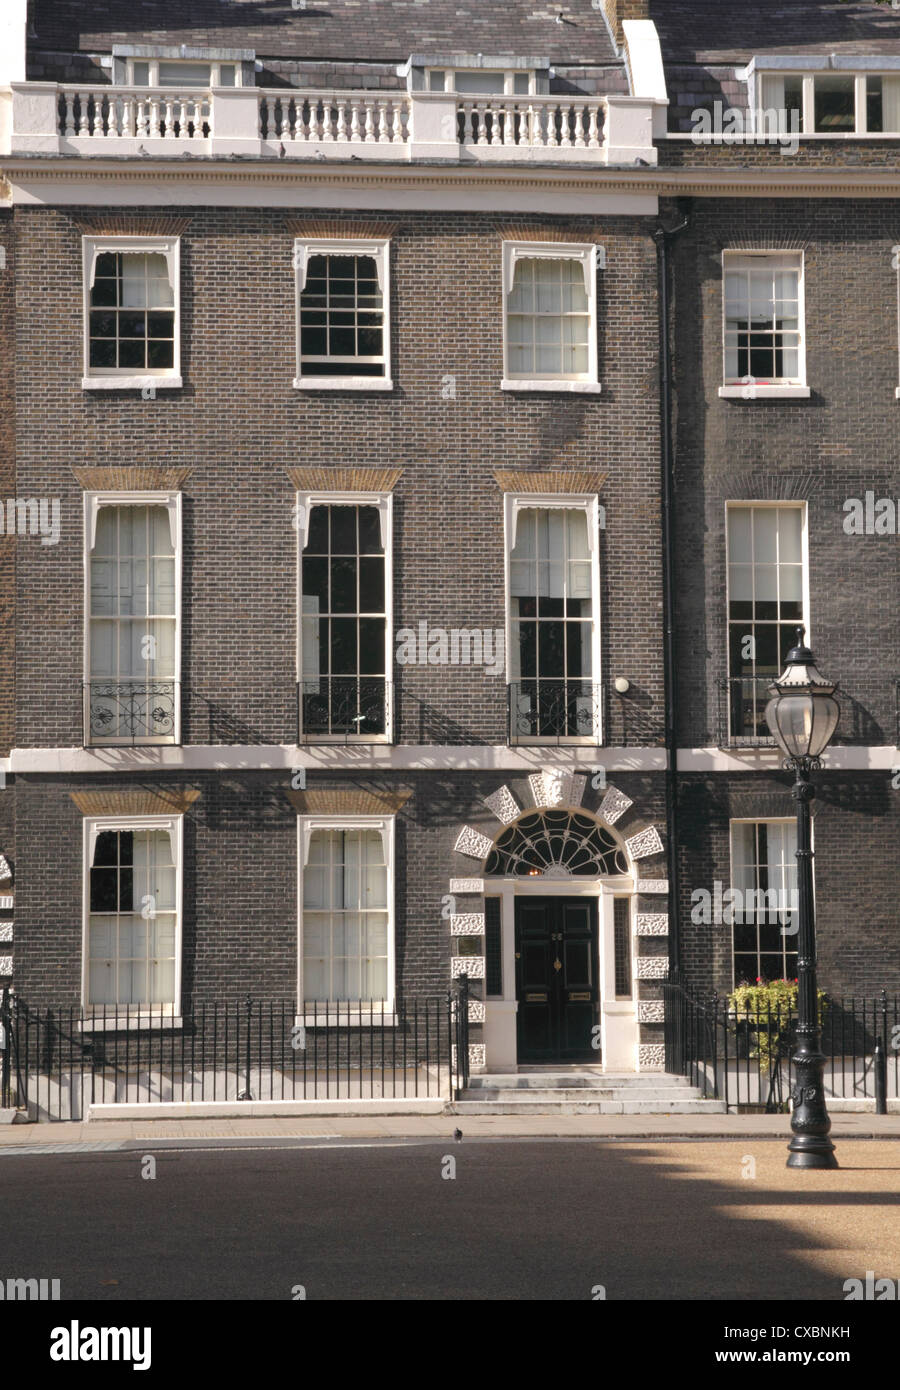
502 492 603 746
426 67 536 95
719 250 809 399
293 237 392 392
83 491 183 747
81 813 184 1025
728 816 811 990
295 491 393 743
296 815 397 1025
501 240 602 393
122 57 242 87
751 64 900 138
724 500 810 742
82 235 182 391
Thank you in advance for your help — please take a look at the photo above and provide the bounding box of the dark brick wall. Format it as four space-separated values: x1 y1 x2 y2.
668 196 900 750
677 772 900 997
13 769 666 1007
12 205 665 752
0 210 14 759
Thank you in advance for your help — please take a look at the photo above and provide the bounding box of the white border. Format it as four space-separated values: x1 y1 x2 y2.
295 491 393 743
83 491 183 747
501 240 601 390
720 249 807 393
724 498 810 743
296 814 396 1019
81 235 182 390
81 813 184 1015
502 491 603 746
293 236 392 391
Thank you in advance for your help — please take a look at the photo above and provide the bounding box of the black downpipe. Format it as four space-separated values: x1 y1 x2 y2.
654 216 689 987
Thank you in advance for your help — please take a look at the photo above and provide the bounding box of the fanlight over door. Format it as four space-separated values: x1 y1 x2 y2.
484 809 626 878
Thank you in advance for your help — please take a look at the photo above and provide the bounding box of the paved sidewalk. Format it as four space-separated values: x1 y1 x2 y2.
1 1111 900 1147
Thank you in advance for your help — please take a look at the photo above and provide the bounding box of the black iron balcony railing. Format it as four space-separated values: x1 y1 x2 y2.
508 679 600 744
84 679 179 746
718 676 777 747
299 677 390 742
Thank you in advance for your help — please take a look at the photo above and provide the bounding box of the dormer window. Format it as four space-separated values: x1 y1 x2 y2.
755 64 900 136
124 59 239 87
427 68 535 95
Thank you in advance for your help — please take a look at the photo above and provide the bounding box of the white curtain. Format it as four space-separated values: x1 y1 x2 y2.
883 77 900 133
766 822 798 926
91 505 176 684
303 830 388 1002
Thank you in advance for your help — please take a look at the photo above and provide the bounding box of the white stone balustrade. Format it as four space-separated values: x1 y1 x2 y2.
4 82 660 165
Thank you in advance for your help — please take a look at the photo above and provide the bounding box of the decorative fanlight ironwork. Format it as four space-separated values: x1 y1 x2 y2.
484 809 627 878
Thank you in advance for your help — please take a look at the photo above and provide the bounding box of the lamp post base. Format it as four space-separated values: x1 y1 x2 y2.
786 1138 839 1170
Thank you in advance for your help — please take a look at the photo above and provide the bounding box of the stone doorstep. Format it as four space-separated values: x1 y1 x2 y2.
449 1100 730 1115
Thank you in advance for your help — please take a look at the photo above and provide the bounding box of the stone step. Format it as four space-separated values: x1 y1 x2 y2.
461 1086 708 1103
466 1072 695 1090
448 1098 728 1115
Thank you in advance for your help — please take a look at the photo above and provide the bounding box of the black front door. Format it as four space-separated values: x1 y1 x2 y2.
515 897 599 1063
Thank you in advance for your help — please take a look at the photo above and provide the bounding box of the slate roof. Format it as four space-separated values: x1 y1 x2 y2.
649 0 900 66
30 0 620 65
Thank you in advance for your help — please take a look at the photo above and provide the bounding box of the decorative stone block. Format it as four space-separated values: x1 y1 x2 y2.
598 785 632 825
451 956 485 979
0 957 11 976
0 856 11 883
625 826 664 861
528 770 586 809
452 1043 486 1072
467 1000 486 1023
638 1043 666 1071
453 826 494 861
638 1001 665 1023
449 878 484 895
0 925 11 943
635 956 668 980
0 896 12 911
636 879 668 895
450 914 485 936
635 913 669 936
483 786 520 825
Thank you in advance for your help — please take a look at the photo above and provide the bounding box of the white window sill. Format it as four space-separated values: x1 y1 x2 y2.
718 385 810 399
293 377 393 392
78 1015 183 1032
295 1011 398 1028
82 376 183 392
510 737 600 747
501 378 602 394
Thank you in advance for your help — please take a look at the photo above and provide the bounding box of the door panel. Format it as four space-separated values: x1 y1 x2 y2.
515 897 599 1063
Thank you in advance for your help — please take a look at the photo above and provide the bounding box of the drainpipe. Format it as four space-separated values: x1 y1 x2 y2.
653 214 689 986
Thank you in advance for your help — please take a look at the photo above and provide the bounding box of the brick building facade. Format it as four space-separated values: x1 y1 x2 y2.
0 0 896 1081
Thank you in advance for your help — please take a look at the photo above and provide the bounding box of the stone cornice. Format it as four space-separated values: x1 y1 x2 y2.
5 156 900 201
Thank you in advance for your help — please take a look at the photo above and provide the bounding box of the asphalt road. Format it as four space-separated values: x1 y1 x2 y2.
3 1137 900 1301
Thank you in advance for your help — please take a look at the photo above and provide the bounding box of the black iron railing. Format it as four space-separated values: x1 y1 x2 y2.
299 677 390 741
664 983 900 1111
718 675 777 746
84 679 179 746
508 679 599 743
0 988 458 1121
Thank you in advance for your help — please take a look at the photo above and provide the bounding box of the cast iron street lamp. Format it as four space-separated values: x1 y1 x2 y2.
765 627 840 1169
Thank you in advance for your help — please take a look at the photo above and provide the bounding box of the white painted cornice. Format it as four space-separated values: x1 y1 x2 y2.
0 156 659 213
5 154 900 206
6 743 668 774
